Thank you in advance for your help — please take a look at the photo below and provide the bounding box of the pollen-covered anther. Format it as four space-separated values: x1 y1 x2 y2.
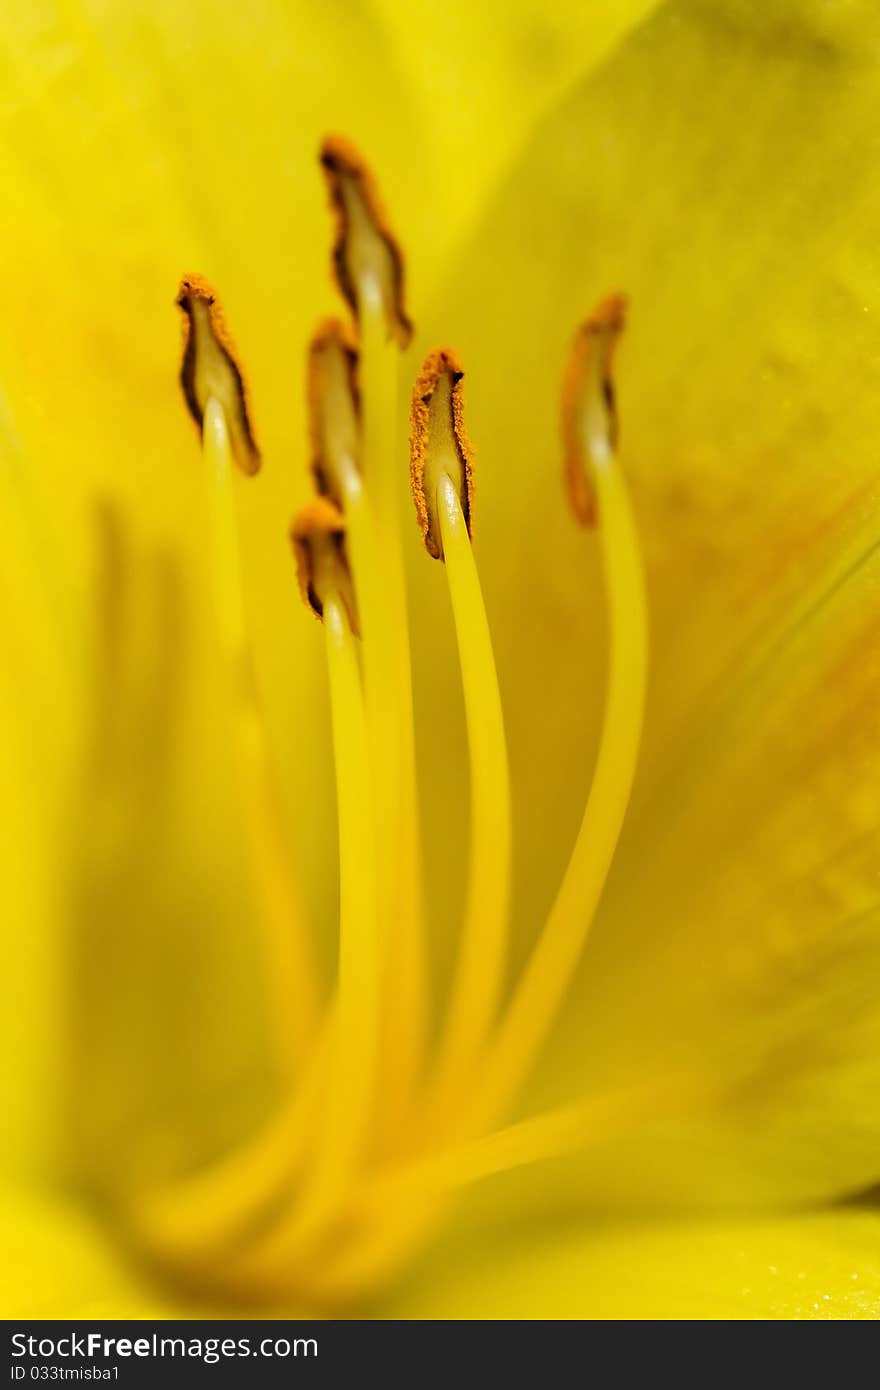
291 496 360 635
560 293 627 526
320 135 413 348
308 319 361 509
409 348 474 561
176 274 261 476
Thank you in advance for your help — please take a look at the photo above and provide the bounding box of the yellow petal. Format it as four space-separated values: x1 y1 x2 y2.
11 1178 880 1320
384 1203 880 1320
370 0 663 280
2 1186 171 1319
414 0 880 1200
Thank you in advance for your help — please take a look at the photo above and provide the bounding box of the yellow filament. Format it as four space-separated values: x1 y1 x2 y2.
474 455 647 1126
202 398 320 1078
391 1095 646 1196
313 1071 705 1301
206 298 417 1283
371 1072 708 1205
293 590 379 1231
203 397 247 661
317 449 647 1293
131 402 330 1262
428 471 511 1118
192 591 377 1281
215 591 378 1284
358 296 425 1136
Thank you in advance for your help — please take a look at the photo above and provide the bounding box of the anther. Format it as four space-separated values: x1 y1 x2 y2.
409 348 474 561
307 319 361 508
176 274 261 476
320 135 413 348
290 497 359 635
560 293 627 526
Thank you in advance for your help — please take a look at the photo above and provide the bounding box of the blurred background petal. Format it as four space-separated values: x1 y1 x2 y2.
408 0 880 1204
385 1203 880 1319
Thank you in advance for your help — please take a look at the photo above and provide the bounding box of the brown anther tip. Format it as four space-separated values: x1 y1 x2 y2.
561 292 628 527
409 347 475 561
307 317 360 506
309 315 359 361
176 273 261 476
585 292 627 336
290 496 359 635
319 134 414 349
319 133 365 178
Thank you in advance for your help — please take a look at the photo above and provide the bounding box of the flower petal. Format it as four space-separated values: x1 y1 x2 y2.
2 1186 171 1319
415 0 880 1200
385 1203 880 1320
370 0 663 281
12 1177 879 1320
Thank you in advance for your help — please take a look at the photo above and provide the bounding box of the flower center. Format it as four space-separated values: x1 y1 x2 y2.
132 138 649 1306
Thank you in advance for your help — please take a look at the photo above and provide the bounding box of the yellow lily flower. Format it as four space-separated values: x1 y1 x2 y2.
3 0 880 1320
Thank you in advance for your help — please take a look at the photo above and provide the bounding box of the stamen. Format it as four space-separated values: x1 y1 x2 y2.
409 348 474 560
367 1071 710 1210
408 352 510 1124
315 587 379 1206
290 496 359 635
318 300 647 1293
560 293 626 526
274 575 379 1246
176 275 261 477
305 320 413 1111
318 137 425 1137
472 295 647 1125
306 1068 712 1300
201 398 248 661
135 379 329 1278
194 391 320 1077
320 135 413 347
307 318 361 508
